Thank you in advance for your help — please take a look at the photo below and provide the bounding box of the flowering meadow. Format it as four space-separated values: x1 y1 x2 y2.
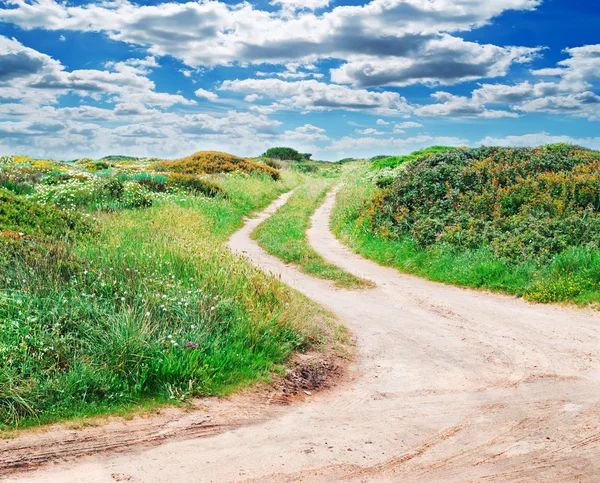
0 153 332 429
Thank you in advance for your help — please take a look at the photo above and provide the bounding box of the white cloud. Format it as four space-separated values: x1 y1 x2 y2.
532 44 600 83
395 121 422 128
271 0 330 12
355 128 385 135
514 91 600 120
281 123 328 141
330 37 541 87
194 88 219 101
221 78 411 114
0 0 541 87
0 36 194 109
414 91 519 118
477 132 600 150
376 119 390 125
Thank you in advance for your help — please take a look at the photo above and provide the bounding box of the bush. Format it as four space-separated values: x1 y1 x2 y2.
134 173 169 193
154 151 280 181
261 158 288 170
292 162 319 174
366 145 600 263
262 147 302 162
167 173 224 197
0 188 89 240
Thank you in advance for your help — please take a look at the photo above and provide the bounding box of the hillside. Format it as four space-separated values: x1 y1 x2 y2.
154 151 280 180
333 145 600 305
0 153 330 429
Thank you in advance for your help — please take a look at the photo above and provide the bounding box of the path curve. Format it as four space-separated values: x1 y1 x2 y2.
8 187 600 482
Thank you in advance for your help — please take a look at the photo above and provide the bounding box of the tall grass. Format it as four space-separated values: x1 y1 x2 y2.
1 170 337 429
253 177 369 289
332 164 600 306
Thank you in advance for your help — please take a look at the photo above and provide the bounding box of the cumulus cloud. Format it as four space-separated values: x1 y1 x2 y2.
0 0 541 87
514 91 600 120
355 128 385 135
0 36 194 109
221 78 411 114
330 38 540 87
194 88 219 101
281 124 328 140
414 91 519 118
395 121 422 128
532 44 600 83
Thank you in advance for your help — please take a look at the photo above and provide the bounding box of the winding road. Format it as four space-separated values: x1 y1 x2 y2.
5 186 600 482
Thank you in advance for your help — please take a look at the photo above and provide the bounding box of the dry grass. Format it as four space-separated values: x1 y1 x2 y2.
154 151 280 180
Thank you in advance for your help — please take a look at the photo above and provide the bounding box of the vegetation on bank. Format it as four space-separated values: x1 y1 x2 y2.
154 151 280 180
370 146 460 171
253 176 369 289
333 145 600 306
0 153 337 430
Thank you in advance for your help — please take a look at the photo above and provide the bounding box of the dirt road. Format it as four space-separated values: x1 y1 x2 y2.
5 187 600 482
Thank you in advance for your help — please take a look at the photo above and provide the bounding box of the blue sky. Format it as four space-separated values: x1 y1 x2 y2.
0 0 598 161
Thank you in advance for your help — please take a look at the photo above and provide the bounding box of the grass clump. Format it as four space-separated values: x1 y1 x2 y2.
253 178 369 289
154 151 280 181
333 145 600 306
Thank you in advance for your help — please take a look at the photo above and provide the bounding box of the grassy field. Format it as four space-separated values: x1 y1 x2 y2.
0 154 339 430
333 147 600 307
253 176 368 289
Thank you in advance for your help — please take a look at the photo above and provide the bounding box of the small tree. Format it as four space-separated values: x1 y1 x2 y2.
262 147 302 161
300 152 312 161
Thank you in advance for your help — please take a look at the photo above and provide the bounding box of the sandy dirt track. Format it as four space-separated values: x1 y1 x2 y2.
5 186 600 482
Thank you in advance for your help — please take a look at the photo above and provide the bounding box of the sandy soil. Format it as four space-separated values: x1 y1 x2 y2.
4 186 600 482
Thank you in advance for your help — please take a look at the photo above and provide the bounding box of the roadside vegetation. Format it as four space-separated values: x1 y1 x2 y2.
0 152 337 430
333 144 600 306
253 175 369 289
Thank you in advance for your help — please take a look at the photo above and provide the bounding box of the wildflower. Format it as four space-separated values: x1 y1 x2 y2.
210 306 215 311
185 341 199 349
167 334 173 339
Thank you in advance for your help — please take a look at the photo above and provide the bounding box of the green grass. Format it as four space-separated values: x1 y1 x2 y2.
253 177 369 289
370 146 460 170
332 163 600 307
0 167 342 430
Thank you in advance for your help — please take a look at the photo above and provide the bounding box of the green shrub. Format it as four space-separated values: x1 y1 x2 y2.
134 173 168 193
292 162 319 174
0 188 89 240
262 147 302 162
366 145 600 263
167 173 224 197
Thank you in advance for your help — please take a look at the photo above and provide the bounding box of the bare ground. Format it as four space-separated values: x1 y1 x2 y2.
3 186 600 482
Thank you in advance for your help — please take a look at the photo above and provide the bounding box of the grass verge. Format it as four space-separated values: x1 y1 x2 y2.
1 169 344 430
253 177 369 289
332 164 600 307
